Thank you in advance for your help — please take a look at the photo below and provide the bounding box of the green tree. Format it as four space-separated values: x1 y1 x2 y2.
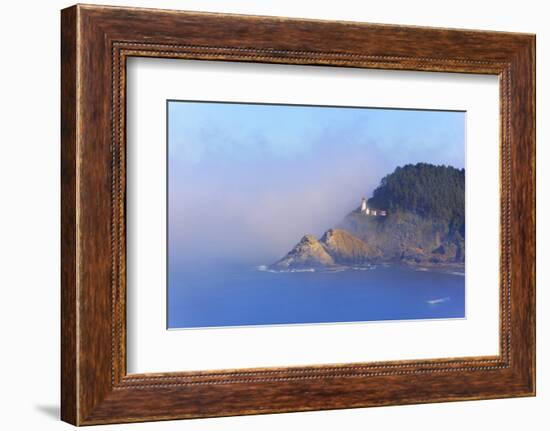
368 163 465 236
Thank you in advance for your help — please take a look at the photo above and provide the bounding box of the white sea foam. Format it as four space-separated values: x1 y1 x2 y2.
426 297 451 305
262 265 380 274
351 265 376 271
256 265 315 273
256 265 279 273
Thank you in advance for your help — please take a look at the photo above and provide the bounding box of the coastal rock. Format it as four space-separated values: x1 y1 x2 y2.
320 228 382 264
270 229 380 270
340 210 464 265
270 234 335 270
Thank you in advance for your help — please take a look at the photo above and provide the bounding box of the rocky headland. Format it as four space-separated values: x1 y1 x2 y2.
270 163 465 271
270 228 382 270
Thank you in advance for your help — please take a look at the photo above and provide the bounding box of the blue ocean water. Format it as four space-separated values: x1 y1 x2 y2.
167 264 465 329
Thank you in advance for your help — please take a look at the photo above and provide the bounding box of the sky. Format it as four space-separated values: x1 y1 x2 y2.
168 101 465 266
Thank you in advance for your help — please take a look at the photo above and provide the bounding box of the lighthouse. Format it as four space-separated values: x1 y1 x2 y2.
360 198 369 215
360 197 387 217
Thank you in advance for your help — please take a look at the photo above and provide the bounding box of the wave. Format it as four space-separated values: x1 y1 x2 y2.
256 265 280 273
426 296 451 305
351 265 376 271
258 264 381 274
256 265 316 273
412 266 465 277
288 268 316 273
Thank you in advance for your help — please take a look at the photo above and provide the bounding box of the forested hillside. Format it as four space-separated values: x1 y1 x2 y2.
367 163 465 236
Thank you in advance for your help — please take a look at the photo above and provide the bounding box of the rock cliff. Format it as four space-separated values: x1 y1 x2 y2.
270 234 335 270
270 229 381 270
270 163 465 270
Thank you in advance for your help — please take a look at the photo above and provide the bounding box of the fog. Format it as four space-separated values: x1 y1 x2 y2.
168 102 465 266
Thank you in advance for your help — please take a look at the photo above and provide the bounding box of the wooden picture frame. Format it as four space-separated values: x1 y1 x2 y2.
61 4 535 425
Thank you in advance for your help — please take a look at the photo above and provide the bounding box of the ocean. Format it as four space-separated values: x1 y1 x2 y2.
167 263 465 329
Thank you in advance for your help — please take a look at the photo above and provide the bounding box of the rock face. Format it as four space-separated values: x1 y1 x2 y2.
321 229 382 264
270 229 380 270
339 210 464 265
270 234 335 270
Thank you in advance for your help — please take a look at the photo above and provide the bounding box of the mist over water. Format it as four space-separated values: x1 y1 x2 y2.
168 102 465 265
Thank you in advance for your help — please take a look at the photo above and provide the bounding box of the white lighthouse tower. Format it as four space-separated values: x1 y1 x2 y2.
361 198 369 215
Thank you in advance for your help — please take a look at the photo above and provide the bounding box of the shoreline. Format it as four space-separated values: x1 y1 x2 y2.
262 261 465 275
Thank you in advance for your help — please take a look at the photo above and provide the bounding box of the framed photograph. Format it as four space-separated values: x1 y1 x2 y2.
61 4 535 425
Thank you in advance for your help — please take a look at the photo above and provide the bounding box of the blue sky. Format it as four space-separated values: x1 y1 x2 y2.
168 101 465 265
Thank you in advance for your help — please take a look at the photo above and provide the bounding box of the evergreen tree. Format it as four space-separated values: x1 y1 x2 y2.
368 163 465 236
